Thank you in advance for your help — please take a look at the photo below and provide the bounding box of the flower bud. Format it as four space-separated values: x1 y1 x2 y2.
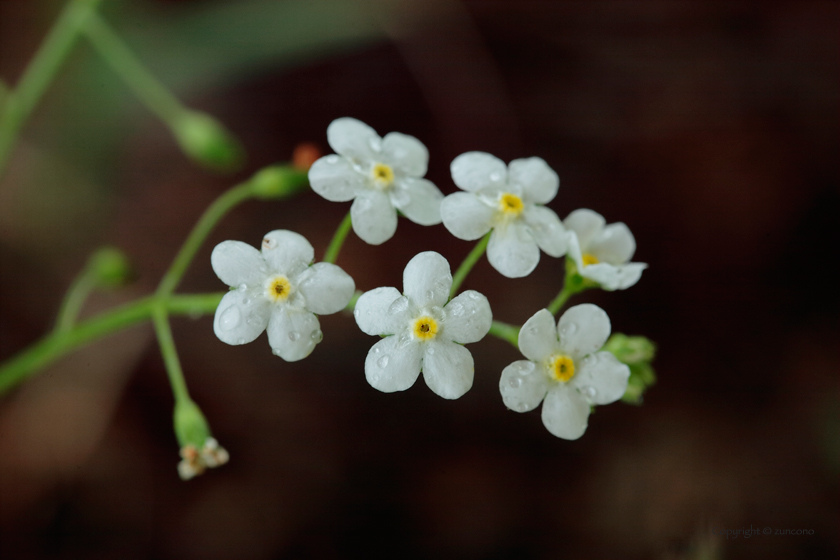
250 165 308 200
88 246 132 288
604 334 657 404
173 398 211 449
171 110 245 172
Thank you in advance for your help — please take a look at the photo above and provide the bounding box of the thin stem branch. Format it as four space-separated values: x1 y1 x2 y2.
151 305 190 403
0 0 104 177
450 232 491 299
488 320 519 348
547 283 577 316
0 292 224 396
323 211 353 264
82 12 184 123
54 271 97 333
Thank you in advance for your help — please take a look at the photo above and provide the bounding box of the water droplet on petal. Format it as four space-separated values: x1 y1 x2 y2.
311 329 323 343
326 155 340 164
377 355 390 368
391 190 410 207
272 348 282 356
373 346 380 354
515 402 529 412
219 306 241 331
288 331 300 342
425 289 435 301
388 297 409 315
427 346 436 355
489 172 502 182
468 292 480 300
581 385 598 400
354 309 361 318
368 137 382 152
238 283 247 291
241 297 250 305
236 338 246 344
517 362 535 375
508 377 523 388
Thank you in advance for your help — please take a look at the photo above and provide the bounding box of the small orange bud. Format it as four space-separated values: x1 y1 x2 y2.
292 142 321 171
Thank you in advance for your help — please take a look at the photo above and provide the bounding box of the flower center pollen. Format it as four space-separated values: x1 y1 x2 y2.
412 316 438 341
371 163 395 188
550 354 575 383
582 253 600 267
499 193 524 217
266 275 292 302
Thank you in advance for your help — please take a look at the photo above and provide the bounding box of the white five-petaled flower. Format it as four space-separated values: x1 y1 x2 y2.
308 117 444 245
499 306 630 440
440 152 568 278
354 252 492 399
565 209 647 291
211 230 355 361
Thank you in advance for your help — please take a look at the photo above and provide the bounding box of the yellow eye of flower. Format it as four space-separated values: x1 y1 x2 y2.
498 193 524 216
550 354 575 382
372 163 395 187
582 253 599 266
266 275 292 302
412 316 438 340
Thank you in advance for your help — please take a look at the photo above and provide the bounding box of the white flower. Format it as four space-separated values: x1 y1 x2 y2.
564 209 647 290
178 437 229 480
211 230 355 361
308 117 444 245
499 306 630 440
440 152 568 278
354 252 492 399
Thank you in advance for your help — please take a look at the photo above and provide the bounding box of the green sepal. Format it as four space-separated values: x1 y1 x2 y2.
173 398 211 448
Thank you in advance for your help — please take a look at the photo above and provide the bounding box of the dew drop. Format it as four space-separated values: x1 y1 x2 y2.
236 338 246 344
354 309 361 318
517 362 535 375
242 297 250 305
515 402 529 412
325 155 340 164
368 138 382 152
377 355 390 368
272 348 282 356
391 190 410 207
489 172 502 182
582 385 598 400
425 289 435 301
288 331 300 341
508 377 523 388
388 297 409 315
311 329 323 343
218 306 241 331
427 346 436 355
467 292 480 301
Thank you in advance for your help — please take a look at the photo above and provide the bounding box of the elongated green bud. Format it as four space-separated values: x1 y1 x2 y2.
171 110 245 172
250 165 308 200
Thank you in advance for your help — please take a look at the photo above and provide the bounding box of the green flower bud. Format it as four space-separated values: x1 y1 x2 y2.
250 165 308 200
173 398 211 448
88 246 132 288
604 334 657 405
171 111 245 172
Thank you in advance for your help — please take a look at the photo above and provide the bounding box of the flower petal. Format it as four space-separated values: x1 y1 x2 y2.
557 303 611 361
422 340 474 399
308 155 366 202
508 157 559 204
563 208 605 251
365 335 423 393
351 190 397 245
500 360 549 412
588 222 636 265
487 223 540 278
440 192 495 241
392 177 442 226
327 117 378 162
381 132 428 177
580 262 647 291
296 262 355 315
523 205 567 257
266 308 321 362
211 240 267 288
261 230 314 276
442 290 492 343
541 384 590 440
213 290 270 345
403 251 452 308
574 351 630 405
450 152 508 193
518 308 560 362
354 287 410 335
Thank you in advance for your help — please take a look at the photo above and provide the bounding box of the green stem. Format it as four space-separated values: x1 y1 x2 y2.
0 0 104 177
54 270 97 333
156 182 254 297
82 11 184 124
547 283 578 316
0 292 224 396
488 320 519 348
323 211 353 264
151 305 190 403
450 232 491 299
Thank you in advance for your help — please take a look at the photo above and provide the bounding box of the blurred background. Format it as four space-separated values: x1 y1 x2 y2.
0 0 837 558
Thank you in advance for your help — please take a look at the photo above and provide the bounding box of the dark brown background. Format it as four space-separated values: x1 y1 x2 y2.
0 1 837 558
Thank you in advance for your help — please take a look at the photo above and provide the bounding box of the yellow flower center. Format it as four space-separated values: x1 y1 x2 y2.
412 316 438 341
549 354 575 383
371 163 395 188
266 275 292 302
582 253 600 267
498 193 524 216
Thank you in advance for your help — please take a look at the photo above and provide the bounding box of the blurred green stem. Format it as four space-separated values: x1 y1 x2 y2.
0 0 103 178
450 232 490 299
152 305 191 403
54 270 97 333
323 211 353 264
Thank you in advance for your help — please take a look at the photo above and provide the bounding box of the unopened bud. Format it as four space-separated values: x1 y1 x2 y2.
171 110 245 172
604 334 657 405
292 142 321 171
88 246 132 288
250 165 308 200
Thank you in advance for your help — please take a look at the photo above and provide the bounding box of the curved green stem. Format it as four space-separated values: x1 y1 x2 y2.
0 292 224 396
323 211 353 264
151 305 190 403
488 320 519 348
54 271 97 333
547 283 578 316
0 0 104 178
450 232 491 299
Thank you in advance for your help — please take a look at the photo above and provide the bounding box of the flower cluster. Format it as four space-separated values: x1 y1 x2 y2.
208 116 651 449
